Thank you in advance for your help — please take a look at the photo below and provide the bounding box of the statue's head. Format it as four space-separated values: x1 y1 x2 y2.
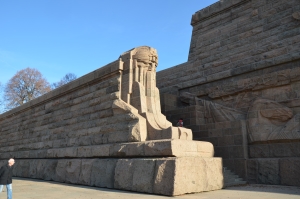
133 46 158 71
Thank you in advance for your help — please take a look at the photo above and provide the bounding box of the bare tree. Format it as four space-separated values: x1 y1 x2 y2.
4 67 51 109
51 73 77 89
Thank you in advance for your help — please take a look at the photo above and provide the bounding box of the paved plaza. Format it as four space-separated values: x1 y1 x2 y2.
0 178 299 199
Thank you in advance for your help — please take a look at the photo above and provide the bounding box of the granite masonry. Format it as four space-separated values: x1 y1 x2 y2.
0 46 223 196
157 0 300 187
1 0 299 194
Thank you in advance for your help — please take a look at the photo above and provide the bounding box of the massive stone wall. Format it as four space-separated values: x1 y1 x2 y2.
157 0 300 186
158 0 300 97
0 46 223 196
0 60 143 159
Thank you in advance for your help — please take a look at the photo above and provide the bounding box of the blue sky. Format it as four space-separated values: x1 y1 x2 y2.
0 0 218 85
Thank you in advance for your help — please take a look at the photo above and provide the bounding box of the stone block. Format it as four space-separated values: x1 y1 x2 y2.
280 158 300 186
78 159 94 185
105 159 118 188
28 159 39 178
57 147 77 158
65 159 81 184
173 157 223 195
218 135 234 146
90 159 117 188
269 143 299 157
17 159 30 178
144 140 172 156
109 144 130 157
114 159 135 190
55 160 68 182
42 159 58 181
91 134 103 145
193 131 208 138
78 136 92 146
125 145 142 158
234 135 243 145
247 159 258 183
77 146 92 157
228 146 245 158
208 129 223 137
153 158 176 195
258 159 280 184
144 139 214 158
132 159 156 193
91 145 110 157
113 157 223 196
249 144 270 158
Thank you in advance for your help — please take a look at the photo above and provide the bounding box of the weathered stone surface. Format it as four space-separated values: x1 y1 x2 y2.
17 159 30 178
78 159 94 185
153 158 176 195
132 159 156 193
28 159 39 178
55 160 68 182
257 159 280 185
114 159 135 190
280 158 300 187
65 159 81 184
292 12 300 20
157 1 300 188
21 139 212 159
42 159 58 181
247 98 300 143
12 157 221 196
249 145 270 158
247 159 258 183
90 159 117 188
114 157 223 196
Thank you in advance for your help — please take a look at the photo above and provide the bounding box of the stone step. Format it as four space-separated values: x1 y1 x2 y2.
224 178 244 183
225 181 247 187
224 173 239 178
223 167 247 188
224 176 242 181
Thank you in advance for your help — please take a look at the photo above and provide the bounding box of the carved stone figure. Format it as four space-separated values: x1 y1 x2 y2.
247 98 300 143
120 47 192 140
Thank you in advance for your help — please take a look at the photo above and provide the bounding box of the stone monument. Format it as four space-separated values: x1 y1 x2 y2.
157 0 300 187
0 46 223 196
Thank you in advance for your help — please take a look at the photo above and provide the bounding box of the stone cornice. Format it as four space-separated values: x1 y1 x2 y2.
191 0 251 26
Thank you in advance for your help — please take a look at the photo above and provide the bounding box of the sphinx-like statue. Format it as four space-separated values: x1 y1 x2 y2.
119 46 192 141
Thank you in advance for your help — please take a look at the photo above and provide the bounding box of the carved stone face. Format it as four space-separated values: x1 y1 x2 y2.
133 46 158 71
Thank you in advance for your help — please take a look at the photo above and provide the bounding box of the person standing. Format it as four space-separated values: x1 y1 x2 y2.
0 158 15 199
177 118 183 127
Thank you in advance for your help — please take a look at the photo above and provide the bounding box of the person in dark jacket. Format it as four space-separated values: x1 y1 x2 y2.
0 158 15 199
176 118 183 127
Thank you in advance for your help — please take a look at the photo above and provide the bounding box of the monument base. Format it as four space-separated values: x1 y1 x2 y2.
9 157 223 196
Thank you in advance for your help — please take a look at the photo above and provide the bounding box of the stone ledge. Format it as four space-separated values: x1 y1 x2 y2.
191 0 251 25
0 139 214 159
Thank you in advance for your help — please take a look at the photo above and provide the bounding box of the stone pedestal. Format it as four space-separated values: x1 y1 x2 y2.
10 156 223 196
